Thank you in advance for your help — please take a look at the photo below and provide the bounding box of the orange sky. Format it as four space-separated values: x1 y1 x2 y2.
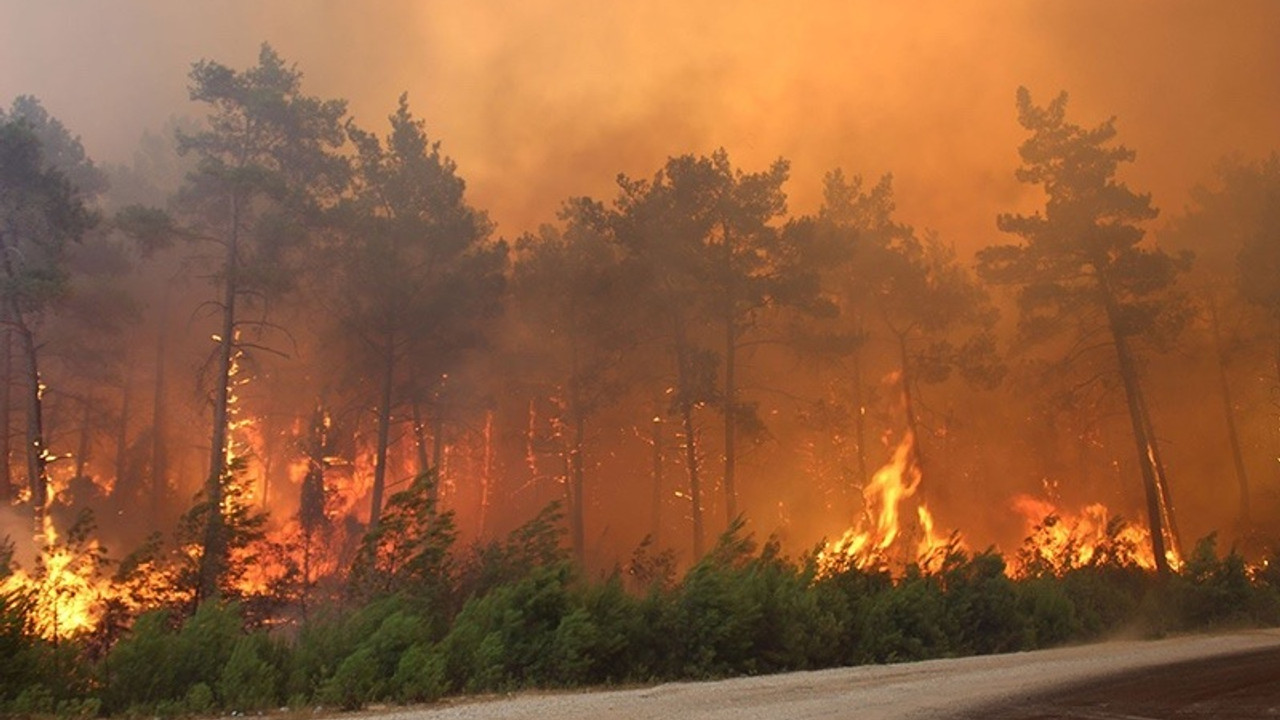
2 0 1278 249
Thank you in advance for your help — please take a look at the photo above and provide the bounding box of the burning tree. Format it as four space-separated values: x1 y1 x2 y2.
978 88 1192 575
177 44 348 601
0 99 101 515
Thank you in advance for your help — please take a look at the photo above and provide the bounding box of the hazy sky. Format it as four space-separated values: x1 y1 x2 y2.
2 1 1278 247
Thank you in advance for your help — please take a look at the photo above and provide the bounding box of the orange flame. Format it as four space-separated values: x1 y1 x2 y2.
822 431 957 573
1010 494 1181 576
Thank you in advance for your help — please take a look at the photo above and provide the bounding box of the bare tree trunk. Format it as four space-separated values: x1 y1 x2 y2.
478 409 493 536
0 325 10 502
651 412 663 545
115 365 132 491
568 410 586 565
150 303 169 524
895 331 926 479
850 326 868 496
369 332 395 530
723 312 738 525
199 195 240 602
1208 294 1251 525
1100 276 1171 576
681 399 704 559
12 318 48 519
411 396 431 477
75 395 92 481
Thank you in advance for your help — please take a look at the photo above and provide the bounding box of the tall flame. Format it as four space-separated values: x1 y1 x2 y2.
822 431 956 573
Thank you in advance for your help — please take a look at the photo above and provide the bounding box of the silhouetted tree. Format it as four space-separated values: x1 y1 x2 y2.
177 44 348 601
0 98 100 514
978 88 1191 575
509 198 636 564
335 93 504 530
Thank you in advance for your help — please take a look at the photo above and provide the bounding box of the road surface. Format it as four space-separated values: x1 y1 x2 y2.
368 629 1280 719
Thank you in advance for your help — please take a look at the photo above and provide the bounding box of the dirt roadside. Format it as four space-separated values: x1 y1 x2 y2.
361 629 1280 719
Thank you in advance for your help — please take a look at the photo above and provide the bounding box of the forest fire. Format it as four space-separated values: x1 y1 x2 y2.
1010 494 1182 576
0 5 1277 711
821 431 958 573
0 510 111 640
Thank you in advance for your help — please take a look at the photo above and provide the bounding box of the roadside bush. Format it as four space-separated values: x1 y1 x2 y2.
219 633 279 711
1016 577 1082 647
1167 535 1254 629
102 601 243 712
940 550 1028 654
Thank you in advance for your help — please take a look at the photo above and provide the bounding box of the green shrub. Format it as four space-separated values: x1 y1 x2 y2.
219 634 279 711
1016 577 1082 647
940 551 1028 654
391 643 448 703
318 645 378 710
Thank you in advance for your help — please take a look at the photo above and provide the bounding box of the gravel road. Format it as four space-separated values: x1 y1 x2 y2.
367 629 1280 720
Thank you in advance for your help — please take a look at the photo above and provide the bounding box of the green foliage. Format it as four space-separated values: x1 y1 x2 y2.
102 601 245 713
13 523 1280 715
218 633 279 711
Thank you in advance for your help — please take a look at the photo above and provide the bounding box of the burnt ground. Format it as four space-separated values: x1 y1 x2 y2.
952 645 1280 719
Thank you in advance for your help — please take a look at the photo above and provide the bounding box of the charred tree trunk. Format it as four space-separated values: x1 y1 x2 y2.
1100 273 1171 576
369 332 395 531
14 316 48 518
199 195 240 602
894 330 926 479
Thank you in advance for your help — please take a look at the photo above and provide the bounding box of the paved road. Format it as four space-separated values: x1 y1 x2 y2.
371 630 1280 720
956 644 1280 718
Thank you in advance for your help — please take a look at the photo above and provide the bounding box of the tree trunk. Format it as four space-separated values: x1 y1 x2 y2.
681 399 704 559
411 396 431 477
369 333 395 530
478 409 493 537
115 365 132 493
13 318 47 519
723 312 738 525
1208 295 1251 525
0 325 10 502
568 409 586 565
651 412 664 545
1100 276 1171 576
199 195 240 602
150 303 169 525
895 331 926 480
851 327 868 497
1136 384 1182 562
75 396 92 481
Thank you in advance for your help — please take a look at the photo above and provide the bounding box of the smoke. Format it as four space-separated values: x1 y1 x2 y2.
1 0 1279 565
2 1 1277 244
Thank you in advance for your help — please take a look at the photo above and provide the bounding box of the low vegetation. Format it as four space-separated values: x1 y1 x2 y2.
2 501 1277 717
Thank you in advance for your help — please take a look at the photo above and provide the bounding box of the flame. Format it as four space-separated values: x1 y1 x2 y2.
1010 494 1182 576
0 512 112 640
821 431 958 573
